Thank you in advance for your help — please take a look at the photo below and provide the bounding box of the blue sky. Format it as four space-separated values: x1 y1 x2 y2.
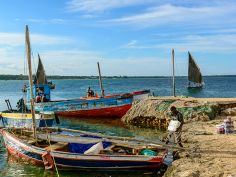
0 0 236 76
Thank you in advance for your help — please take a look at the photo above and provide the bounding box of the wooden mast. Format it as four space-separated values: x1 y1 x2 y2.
25 25 37 139
97 62 104 97
172 48 176 97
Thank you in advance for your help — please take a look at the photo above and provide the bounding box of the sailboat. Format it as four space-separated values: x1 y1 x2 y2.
34 54 55 89
0 28 55 128
187 51 204 89
0 26 167 172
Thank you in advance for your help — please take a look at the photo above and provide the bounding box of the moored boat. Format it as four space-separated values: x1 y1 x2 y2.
23 84 150 118
0 111 55 128
32 91 133 118
0 127 167 172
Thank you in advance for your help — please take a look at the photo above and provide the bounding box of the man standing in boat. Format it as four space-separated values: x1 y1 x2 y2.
87 87 95 97
166 106 184 147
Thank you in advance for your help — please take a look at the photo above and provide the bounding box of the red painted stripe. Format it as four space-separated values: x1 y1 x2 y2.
56 104 132 118
6 144 44 166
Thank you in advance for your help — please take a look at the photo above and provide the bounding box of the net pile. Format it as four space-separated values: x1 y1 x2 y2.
122 98 220 129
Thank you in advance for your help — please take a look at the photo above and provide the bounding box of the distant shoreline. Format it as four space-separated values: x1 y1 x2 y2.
0 74 235 80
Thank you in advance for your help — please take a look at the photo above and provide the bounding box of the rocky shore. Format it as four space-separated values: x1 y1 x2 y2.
122 96 236 177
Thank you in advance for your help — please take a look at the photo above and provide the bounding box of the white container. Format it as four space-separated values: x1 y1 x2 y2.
84 142 103 155
224 118 234 134
168 120 181 132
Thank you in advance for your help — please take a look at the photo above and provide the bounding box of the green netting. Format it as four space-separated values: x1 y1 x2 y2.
156 100 175 112
177 105 219 120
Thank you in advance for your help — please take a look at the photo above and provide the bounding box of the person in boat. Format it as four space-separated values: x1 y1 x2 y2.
166 106 184 147
16 98 28 112
22 84 27 92
36 88 44 97
35 93 41 103
41 94 48 102
87 87 95 97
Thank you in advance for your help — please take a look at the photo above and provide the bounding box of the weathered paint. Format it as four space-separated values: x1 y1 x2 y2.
0 112 55 128
1 129 164 171
25 85 150 118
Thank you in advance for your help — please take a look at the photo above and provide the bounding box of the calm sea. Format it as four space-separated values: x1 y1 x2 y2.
0 76 236 177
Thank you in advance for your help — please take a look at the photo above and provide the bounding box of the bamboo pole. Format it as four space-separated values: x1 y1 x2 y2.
97 62 104 97
25 25 37 139
172 48 176 97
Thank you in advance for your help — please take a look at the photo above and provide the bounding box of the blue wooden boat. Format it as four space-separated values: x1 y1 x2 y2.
23 84 149 118
0 127 167 172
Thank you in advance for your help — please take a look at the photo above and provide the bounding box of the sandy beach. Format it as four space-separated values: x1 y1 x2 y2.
164 116 236 177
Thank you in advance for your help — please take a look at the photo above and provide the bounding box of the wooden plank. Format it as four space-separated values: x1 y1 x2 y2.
44 142 68 151
37 133 102 144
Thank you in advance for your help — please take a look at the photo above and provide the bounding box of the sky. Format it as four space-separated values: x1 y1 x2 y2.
0 0 236 76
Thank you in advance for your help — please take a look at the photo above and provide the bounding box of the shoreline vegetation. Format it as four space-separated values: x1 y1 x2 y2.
0 74 236 80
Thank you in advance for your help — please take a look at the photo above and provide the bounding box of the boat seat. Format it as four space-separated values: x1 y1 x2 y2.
44 142 68 151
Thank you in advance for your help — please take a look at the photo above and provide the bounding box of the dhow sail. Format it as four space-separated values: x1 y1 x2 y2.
188 52 203 85
33 54 47 85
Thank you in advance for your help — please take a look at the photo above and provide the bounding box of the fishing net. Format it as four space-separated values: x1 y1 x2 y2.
122 98 220 129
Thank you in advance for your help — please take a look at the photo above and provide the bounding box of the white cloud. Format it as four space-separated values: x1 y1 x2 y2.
123 40 137 48
102 4 235 27
122 34 236 53
66 0 156 12
0 47 24 74
0 32 72 46
66 0 236 13
27 18 68 25
34 49 170 76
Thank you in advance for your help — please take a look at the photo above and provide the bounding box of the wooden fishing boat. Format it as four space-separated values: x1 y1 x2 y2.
0 127 167 172
187 52 204 89
23 84 149 118
0 111 55 128
33 93 133 118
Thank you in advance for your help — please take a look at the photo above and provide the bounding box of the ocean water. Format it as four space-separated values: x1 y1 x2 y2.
0 76 236 177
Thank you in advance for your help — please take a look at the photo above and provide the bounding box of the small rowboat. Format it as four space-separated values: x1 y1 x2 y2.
0 127 167 172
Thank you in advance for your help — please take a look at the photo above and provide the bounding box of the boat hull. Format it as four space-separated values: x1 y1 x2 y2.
0 112 55 128
32 97 133 118
56 103 132 118
26 89 150 118
1 129 164 171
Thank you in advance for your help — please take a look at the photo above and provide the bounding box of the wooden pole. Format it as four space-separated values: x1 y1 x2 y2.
172 48 176 97
25 25 37 139
97 62 104 97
